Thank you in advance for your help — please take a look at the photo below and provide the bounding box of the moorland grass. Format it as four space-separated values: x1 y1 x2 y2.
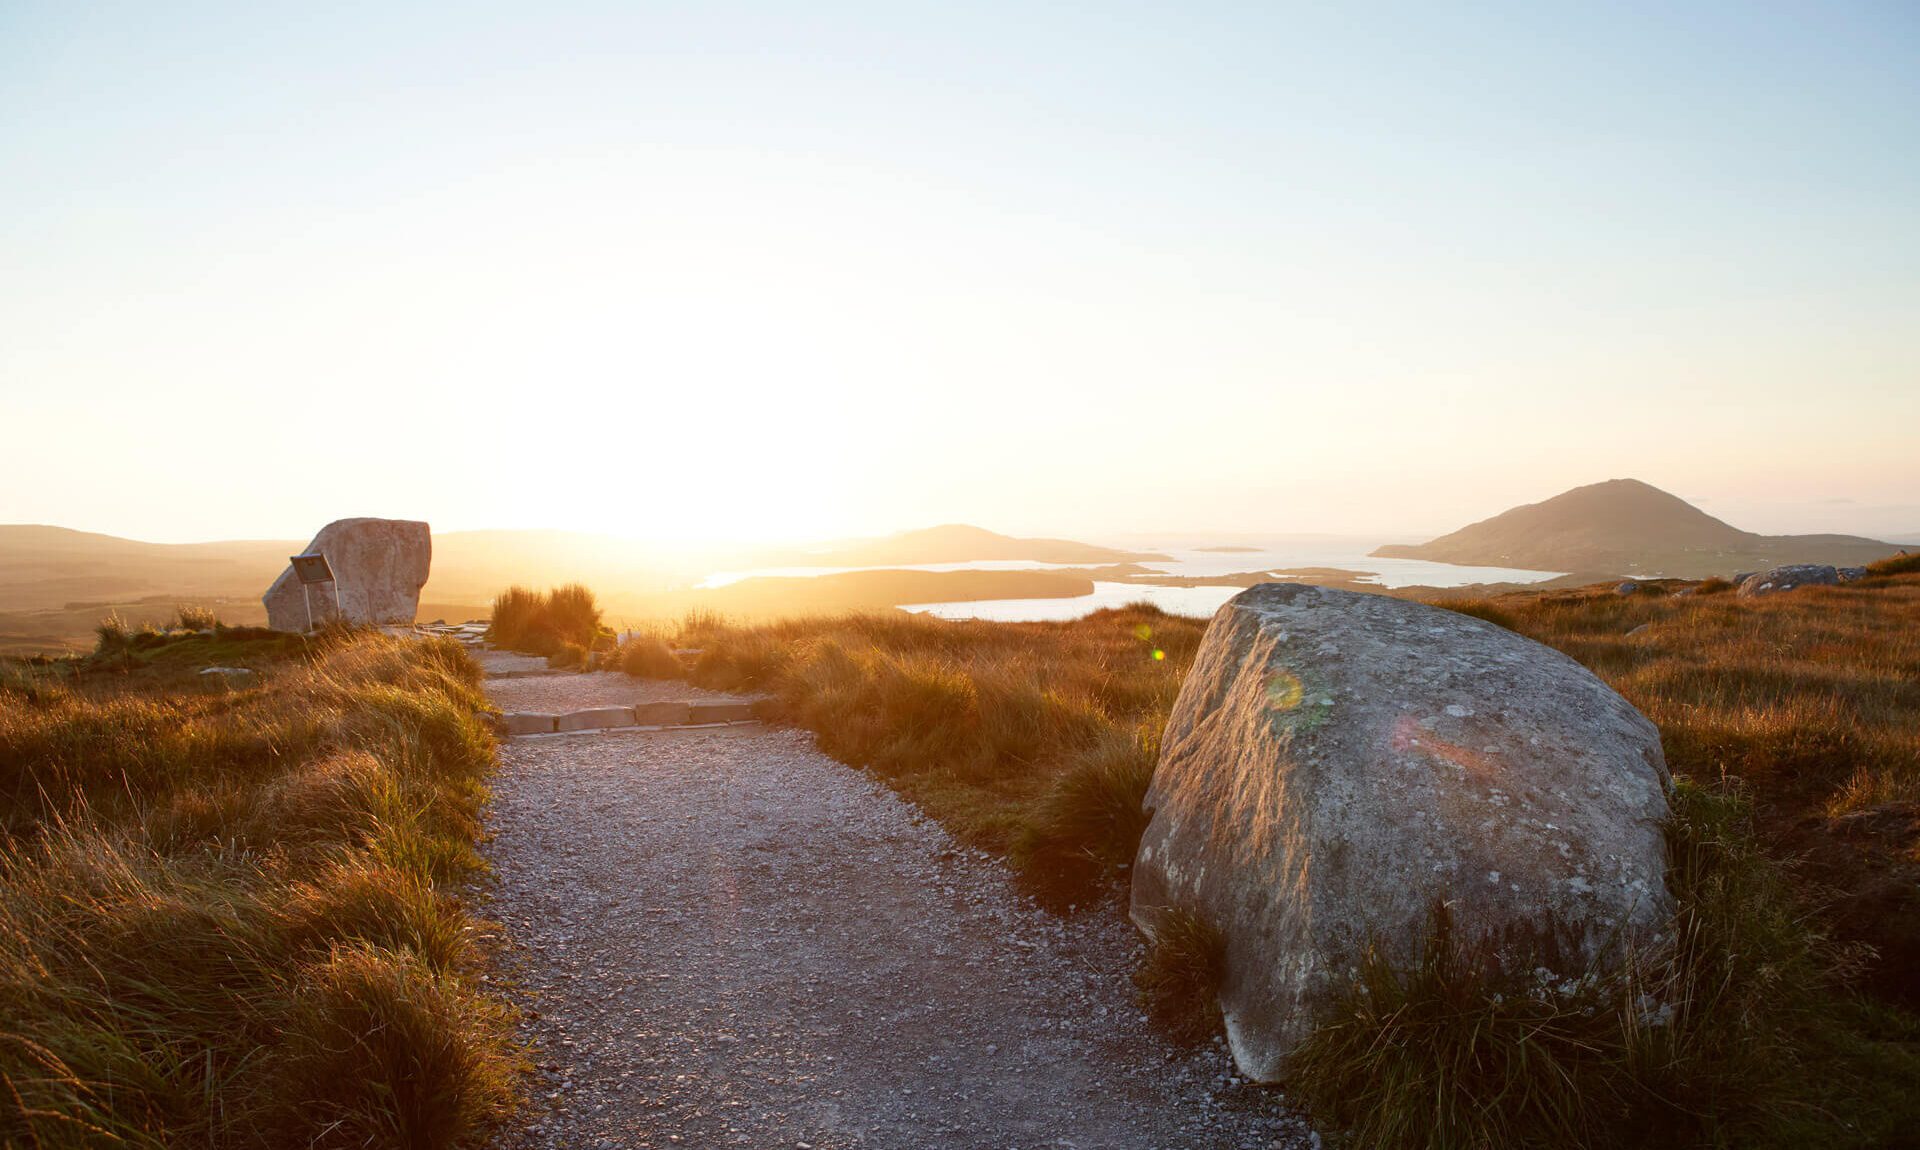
172 604 219 631
668 575 1920 1147
487 583 609 662
1131 905 1227 1046
0 630 517 1147
615 632 684 679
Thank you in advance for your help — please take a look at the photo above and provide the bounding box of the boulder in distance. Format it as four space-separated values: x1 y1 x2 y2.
1736 564 1838 598
264 518 431 632
1130 583 1673 1081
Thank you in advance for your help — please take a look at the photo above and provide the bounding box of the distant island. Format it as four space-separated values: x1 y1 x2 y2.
1372 478 1902 579
1194 545 1262 553
633 568 1097 618
767 524 1171 567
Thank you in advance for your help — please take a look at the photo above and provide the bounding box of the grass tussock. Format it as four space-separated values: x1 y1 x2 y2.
1133 906 1227 1045
1013 726 1158 897
486 583 611 659
545 640 587 669
172 604 219 631
616 633 684 679
0 630 517 1147
92 611 129 652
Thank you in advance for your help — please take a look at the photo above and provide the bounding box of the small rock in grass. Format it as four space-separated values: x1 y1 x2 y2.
1737 564 1839 598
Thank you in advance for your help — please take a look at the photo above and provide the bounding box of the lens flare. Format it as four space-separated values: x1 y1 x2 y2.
1133 623 1153 641
1152 649 1166 660
1267 669 1304 711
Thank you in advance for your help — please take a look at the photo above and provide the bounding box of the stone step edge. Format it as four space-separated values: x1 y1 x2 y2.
486 701 760 737
510 719 763 740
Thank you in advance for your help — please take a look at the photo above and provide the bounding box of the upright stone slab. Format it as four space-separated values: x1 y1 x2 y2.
1130 583 1673 1082
264 518 431 632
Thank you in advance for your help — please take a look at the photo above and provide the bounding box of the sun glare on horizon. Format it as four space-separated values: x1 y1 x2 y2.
3 2 1916 544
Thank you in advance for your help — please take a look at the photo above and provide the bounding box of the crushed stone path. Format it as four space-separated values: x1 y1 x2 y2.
484 669 747 714
480 675 1313 1150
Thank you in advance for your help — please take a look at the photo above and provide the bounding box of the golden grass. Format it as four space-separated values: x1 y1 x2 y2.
172 604 219 631
1132 905 1227 1046
616 633 683 679
0 631 517 1147
486 583 608 660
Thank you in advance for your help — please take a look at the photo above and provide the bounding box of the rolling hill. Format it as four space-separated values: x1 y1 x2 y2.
1372 479 1903 578
0 525 687 652
0 522 1163 652
0 526 297 612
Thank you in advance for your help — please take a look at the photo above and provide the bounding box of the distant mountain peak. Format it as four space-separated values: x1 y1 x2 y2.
1372 479 1896 578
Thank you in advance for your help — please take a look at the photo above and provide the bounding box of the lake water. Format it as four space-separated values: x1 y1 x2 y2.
704 537 1562 623
698 559 1087 588
903 581 1251 621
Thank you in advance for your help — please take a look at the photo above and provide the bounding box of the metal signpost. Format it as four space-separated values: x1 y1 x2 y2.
288 552 340 633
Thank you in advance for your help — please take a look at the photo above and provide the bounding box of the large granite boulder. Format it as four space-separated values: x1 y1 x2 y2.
1130 583 1672 1082
263 519 431 632
1736 564 1838 598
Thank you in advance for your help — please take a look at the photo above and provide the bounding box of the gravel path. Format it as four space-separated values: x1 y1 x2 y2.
480 677 1312 1149
485 671 749 714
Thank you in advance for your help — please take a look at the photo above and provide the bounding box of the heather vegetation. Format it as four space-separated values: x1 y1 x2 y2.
0 628 517 1146
647 572 1920 1147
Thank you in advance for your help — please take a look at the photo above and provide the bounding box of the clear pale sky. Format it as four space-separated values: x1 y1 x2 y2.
3 2 1916 545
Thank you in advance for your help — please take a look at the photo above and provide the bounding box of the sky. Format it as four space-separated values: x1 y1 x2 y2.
2 1 1917 546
